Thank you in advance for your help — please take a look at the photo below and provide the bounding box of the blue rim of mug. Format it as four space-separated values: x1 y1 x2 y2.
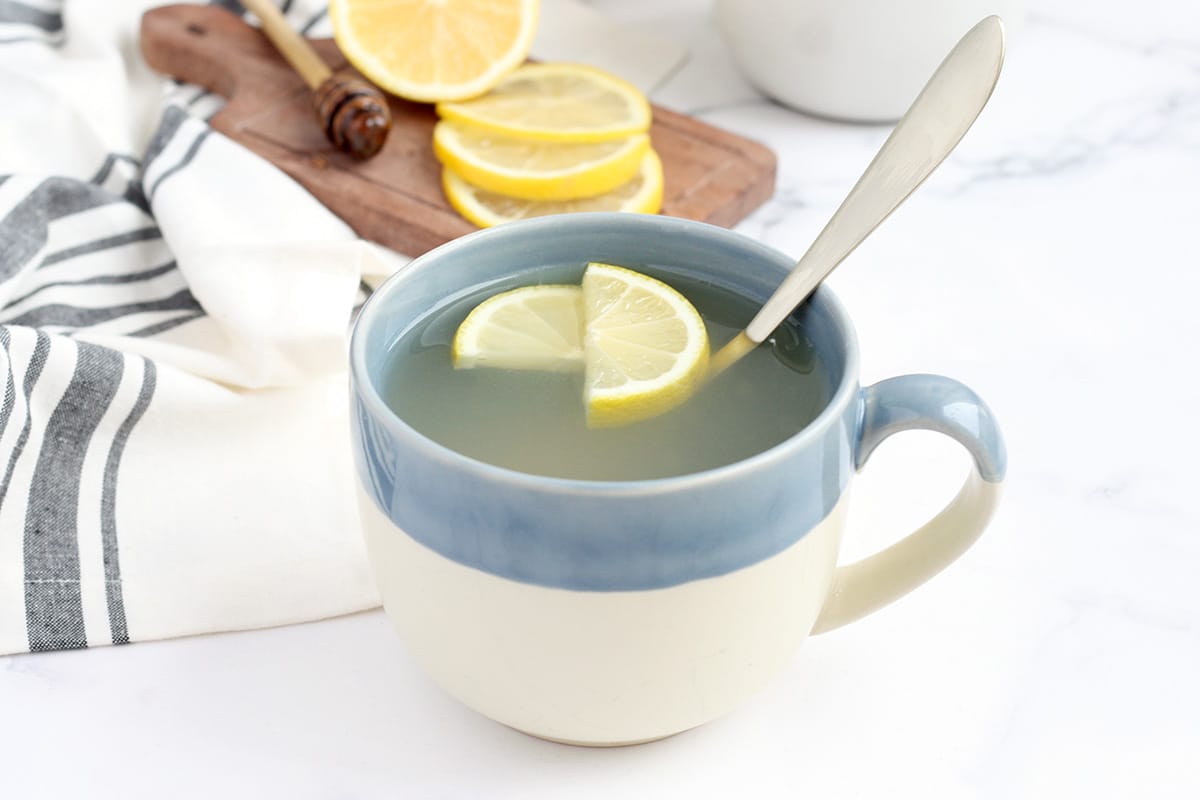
349 213 861 498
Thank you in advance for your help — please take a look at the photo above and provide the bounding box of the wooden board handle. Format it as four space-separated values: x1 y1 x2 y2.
140 4 282 100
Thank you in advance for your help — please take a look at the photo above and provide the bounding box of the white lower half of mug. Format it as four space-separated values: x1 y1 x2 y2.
359 484 850 746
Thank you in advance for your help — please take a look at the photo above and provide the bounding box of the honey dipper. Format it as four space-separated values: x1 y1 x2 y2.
240 0 390 159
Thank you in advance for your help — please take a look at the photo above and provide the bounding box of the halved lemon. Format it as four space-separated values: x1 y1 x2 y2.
433 121 650 201
330 0 539 103
436 63 652 142
443 150 663 228
452 285 584 371
581 262 708 427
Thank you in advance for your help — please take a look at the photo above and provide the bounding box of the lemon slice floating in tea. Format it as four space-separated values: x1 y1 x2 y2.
330 0 539 103
436 63 652 142
433 121 651 201
581 263 709 427
452 263 708 428
452 285 584 371
442 150 663 228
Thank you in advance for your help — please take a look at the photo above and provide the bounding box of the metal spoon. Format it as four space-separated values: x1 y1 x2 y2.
707 15 1007 379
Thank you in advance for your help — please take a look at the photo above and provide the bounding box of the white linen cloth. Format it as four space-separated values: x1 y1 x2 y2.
0 0 682 655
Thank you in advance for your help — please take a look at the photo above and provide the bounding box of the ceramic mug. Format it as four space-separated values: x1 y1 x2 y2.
715 0 1025 122
350 213 1005 746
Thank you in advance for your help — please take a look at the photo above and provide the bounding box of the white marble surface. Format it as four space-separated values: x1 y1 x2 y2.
3 0 1199 796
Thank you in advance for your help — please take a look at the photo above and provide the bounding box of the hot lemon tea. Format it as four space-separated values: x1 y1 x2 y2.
352 214 1007 746
379 263 831 481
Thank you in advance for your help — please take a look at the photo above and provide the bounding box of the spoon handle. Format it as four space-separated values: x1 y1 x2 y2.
744 16 1006 343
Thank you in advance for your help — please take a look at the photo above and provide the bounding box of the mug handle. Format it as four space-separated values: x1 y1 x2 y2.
811 375 1007 634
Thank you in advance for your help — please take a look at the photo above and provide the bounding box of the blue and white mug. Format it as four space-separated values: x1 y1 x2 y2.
350 213 1006 746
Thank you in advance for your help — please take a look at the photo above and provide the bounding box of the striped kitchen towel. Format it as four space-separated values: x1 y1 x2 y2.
0 0 407 655
0 0 685 656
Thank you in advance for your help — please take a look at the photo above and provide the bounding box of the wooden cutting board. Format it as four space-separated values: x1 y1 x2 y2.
139 4 776 256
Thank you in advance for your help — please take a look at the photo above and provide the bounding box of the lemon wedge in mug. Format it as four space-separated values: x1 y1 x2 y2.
452 285 585 371
452 263 709 428
580 262 708 427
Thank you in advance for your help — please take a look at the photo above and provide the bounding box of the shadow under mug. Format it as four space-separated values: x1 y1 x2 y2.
350 213 1006 746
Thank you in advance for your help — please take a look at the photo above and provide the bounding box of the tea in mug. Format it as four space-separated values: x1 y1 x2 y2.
379 264 831 481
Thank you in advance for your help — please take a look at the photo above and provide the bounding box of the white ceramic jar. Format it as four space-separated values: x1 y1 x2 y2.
715 0 1024 122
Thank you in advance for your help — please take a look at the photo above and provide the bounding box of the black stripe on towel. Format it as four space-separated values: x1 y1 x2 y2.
146 129 211 202
140 107 188 172
4 288 202 330
299 7 326 35
6 261 179 310
0 177 128 282
101 359 156 644
185 87 212 109
89 153 141 188
0 1 63 32
39 226 163 269
208 0 246 16
25 342 125 651
0 331 49 512
0 327 15 443
127 310 204 338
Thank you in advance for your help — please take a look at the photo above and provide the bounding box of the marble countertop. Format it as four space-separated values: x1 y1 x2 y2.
3 0 1197 796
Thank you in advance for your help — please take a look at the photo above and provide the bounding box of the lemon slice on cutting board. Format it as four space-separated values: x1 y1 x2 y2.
436 63 652 142
452 285 584 371
442 150 663 228
433 121 650 201
330 0 539 103
581 262 709 427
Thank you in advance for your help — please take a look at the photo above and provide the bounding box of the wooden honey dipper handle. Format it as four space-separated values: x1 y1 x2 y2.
240 0 391 159
240 0 330 87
